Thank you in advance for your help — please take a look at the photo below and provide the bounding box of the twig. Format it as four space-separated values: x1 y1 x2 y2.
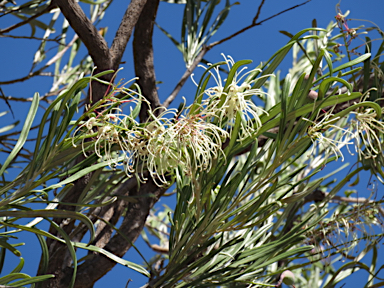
0 2 56 34
163 46 209 108
0 87 14 118
0 87 65 103
253 0 266 24
0 71 52 85
0 34 78 85
330 193 384 218
0 34 64 43
209 0 311 49
305 189 384 219
162 0 311 108
133 0 161 121
257 0 311 26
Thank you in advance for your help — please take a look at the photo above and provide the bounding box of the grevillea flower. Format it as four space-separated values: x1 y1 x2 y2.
276 270 296 288
72 94 140 170
351 107 384 159
194 54 268 140
303 109 354 161
72 58 269 185
74 107 138 168
72 116 98 155
145 109 229 186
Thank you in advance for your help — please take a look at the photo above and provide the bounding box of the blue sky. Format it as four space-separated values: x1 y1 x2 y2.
1 0 384 287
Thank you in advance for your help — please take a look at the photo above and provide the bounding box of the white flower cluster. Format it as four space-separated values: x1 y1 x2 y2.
72 55 384 186
303 108 354 162
73 55 266 186
351 107 384 159
197 54 268 140
304 100 384 163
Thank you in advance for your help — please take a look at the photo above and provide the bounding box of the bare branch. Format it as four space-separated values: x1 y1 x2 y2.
54 0 148 104
253 0 266 24
332 194 372 204
0 34 78 85
255 0 311 26
49 179 167 288
0 86 14 118
331 193 384 218
54 0 111 106
162 0 311 108
91 178 138 249
111 0 148 68
0 2 56 34
54 0 111 69
0 88 63 103
0 34 63 43
0 71 52 85
305 190 384 219
133 0 161 121
163 46 209 108
209 0 311 49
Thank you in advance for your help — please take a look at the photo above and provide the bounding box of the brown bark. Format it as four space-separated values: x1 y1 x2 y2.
48 179 166 288
38 1 167 288
133 0 162 121
54 0 148 104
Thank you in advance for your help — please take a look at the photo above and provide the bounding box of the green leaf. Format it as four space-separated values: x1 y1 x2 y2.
0 239 21 257
0 92 39 177
316 53 372 83
10 257 24 273
6 274 54 287
0 210 95 245
74 242 150 277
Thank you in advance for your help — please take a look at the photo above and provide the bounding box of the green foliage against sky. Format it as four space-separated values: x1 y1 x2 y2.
0 1 384 287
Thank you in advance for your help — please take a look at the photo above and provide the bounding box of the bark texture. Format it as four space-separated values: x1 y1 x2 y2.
38 1 167 287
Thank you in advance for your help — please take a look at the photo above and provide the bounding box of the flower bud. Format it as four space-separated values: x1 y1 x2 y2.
276 270 296 287
307 90 318 101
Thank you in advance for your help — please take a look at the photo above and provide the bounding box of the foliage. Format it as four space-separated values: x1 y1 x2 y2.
0 1 384 288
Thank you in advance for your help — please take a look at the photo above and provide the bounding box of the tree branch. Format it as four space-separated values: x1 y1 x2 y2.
38 2 158 287
163 46 209 108
209 0 311 49
55 0 148 104
305 190 384 218
0 34 78 85
54 0 111 69
0 2 56 34
133 0 161 121
0 34 63 43
55 179 167 288
253 0 266 24
111 0 148 68
91 178 138 249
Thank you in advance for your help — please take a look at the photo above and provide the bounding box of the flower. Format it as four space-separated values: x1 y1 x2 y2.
73 99 140 171
72 93 229 186
72 58 270 186
304 109 354 161
93 110 138 169
195 54 268 140
145 109 229 186
276 270 296 288
351 107 384 159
